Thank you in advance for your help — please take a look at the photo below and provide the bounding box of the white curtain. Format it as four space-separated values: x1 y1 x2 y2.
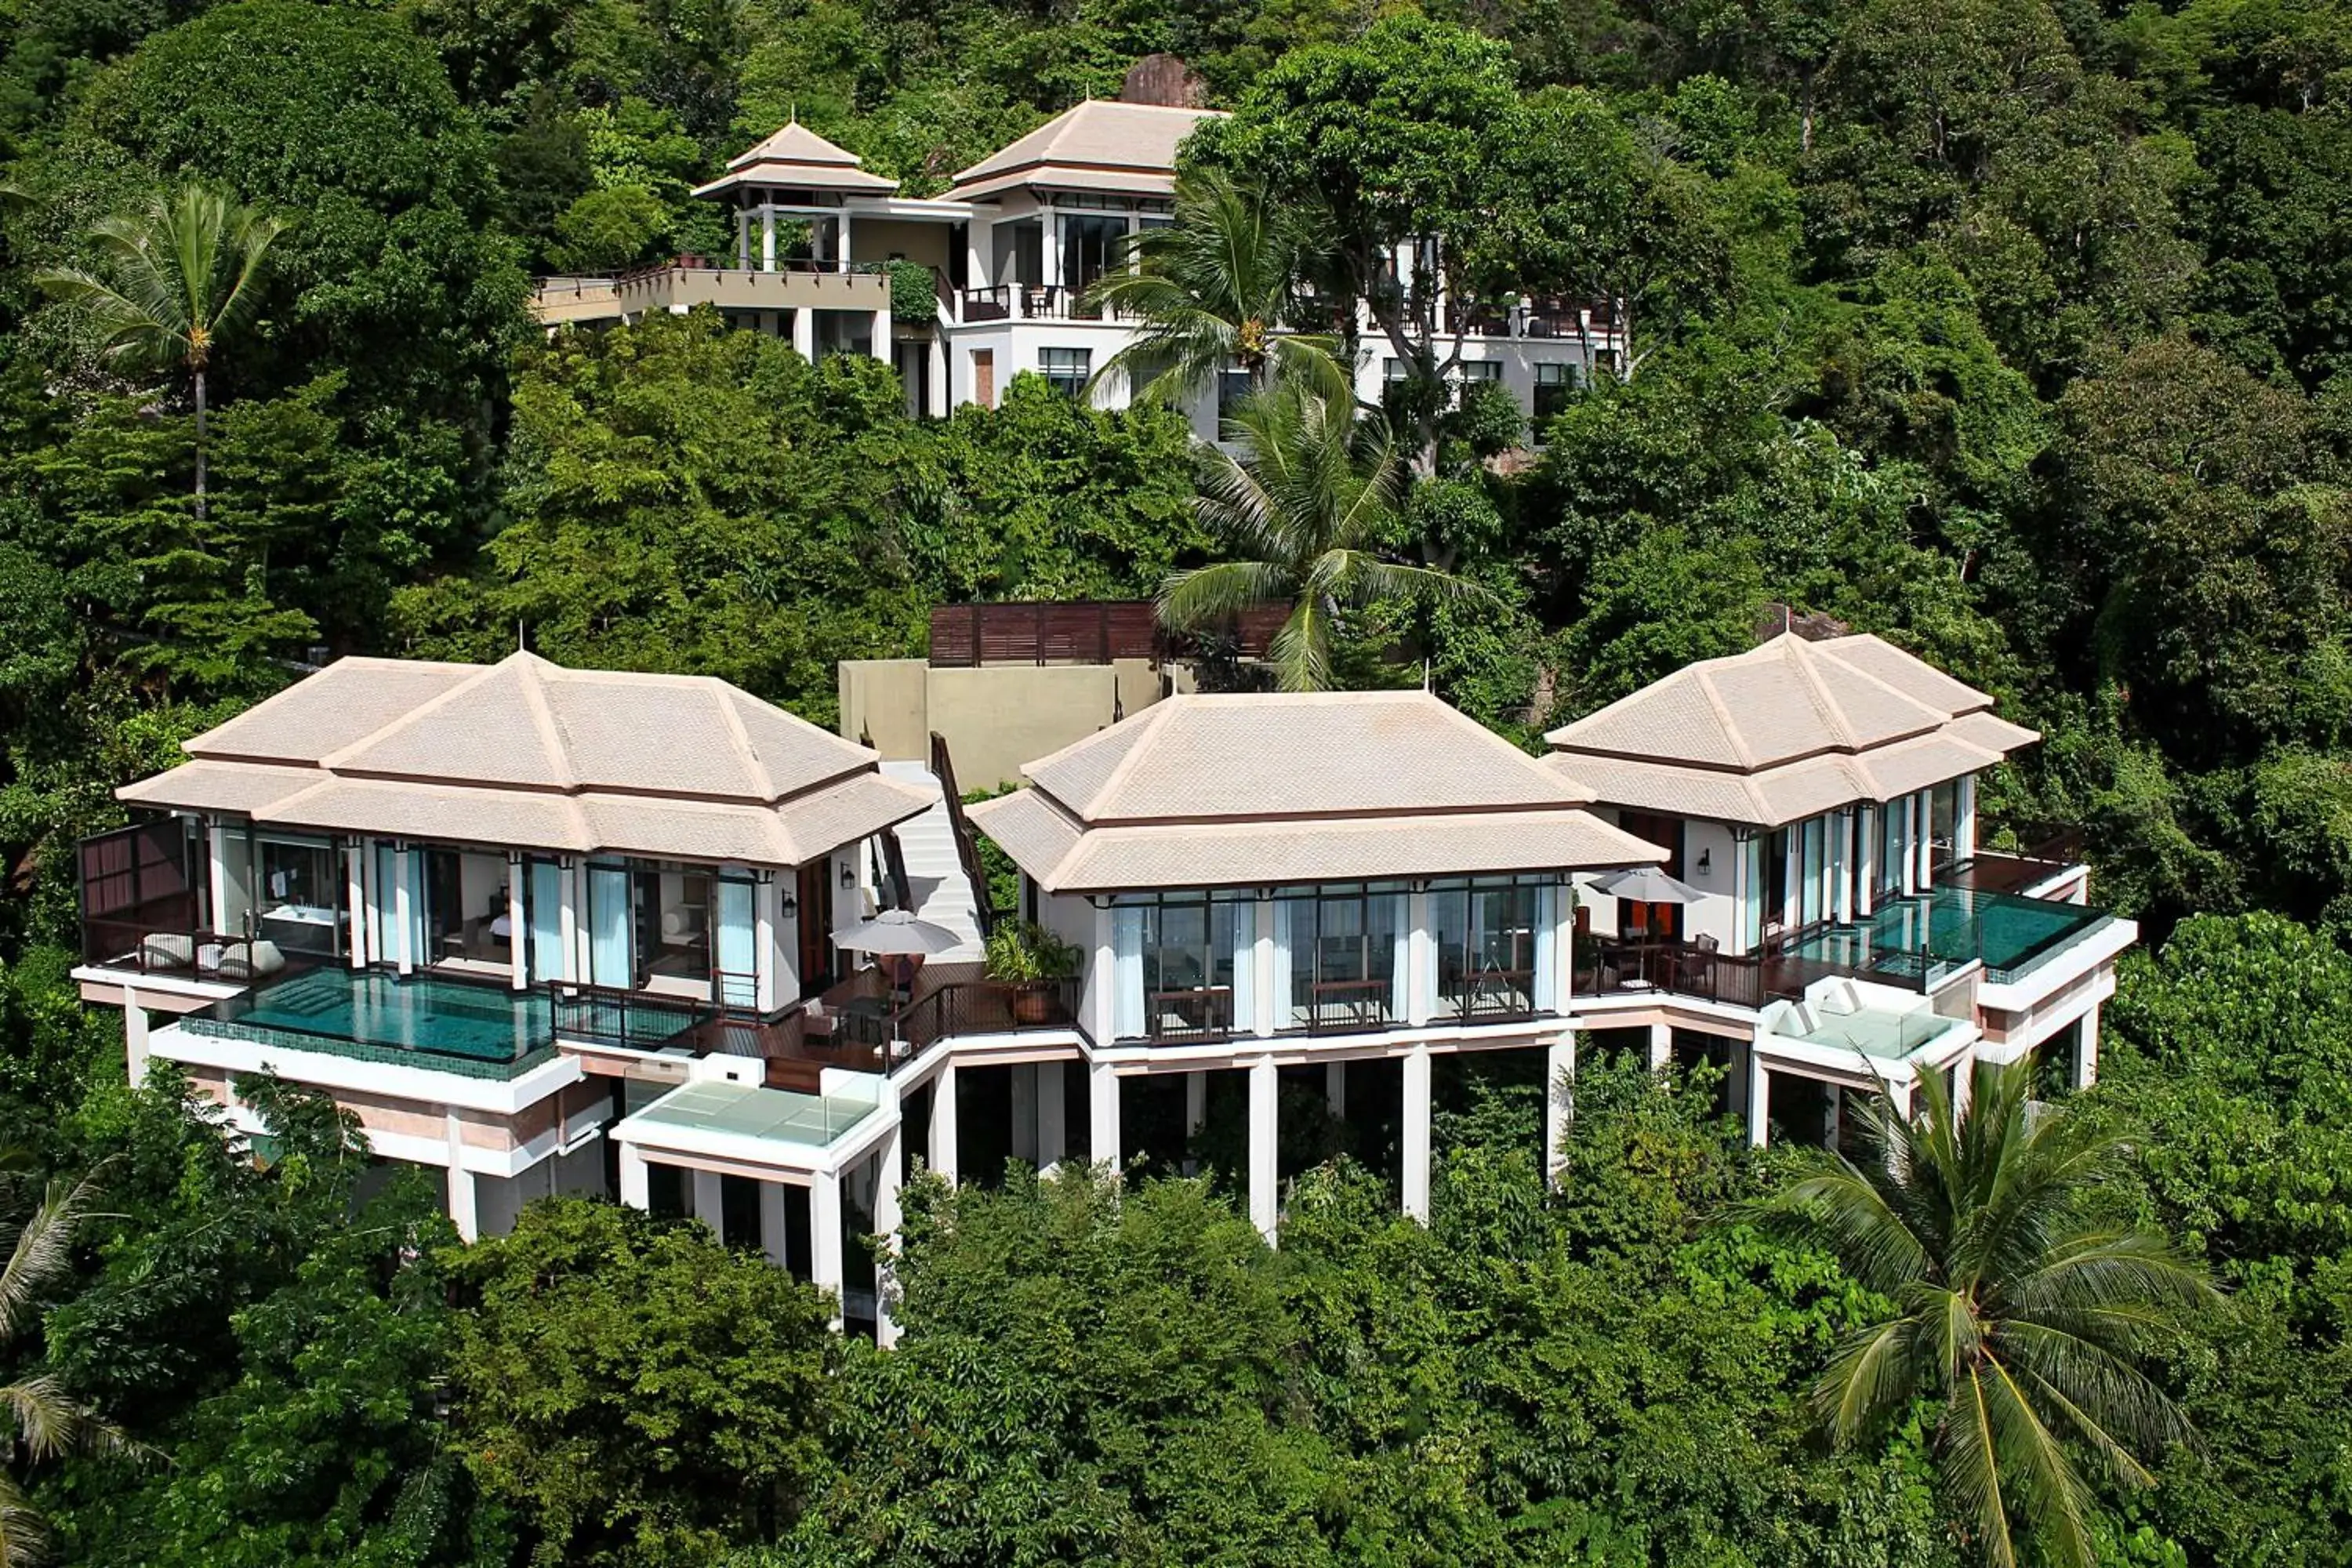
1230 900 1258 1035
1388 892 1410 1020
368 841 393 962
1112 905 1145 1039
529 861 566 982
1533 883 1559 1011
1270 898 1295 1031
715 879 757 1009
589 866 631 987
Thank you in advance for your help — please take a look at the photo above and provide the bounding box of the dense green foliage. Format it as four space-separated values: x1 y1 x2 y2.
0 0 2348 1559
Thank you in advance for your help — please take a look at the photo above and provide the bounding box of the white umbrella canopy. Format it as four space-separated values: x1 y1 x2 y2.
833 909 962 956
1589 866 1707 906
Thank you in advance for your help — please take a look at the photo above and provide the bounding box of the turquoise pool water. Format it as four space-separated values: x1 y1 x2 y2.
196 968 554 1068
1783 887 2107 986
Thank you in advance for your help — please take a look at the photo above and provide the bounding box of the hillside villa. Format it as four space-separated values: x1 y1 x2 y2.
75 630 2132 1339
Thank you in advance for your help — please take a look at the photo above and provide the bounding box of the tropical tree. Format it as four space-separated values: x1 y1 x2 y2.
1083 169 1352 412
37 183 285 521
1160 382 1486 691
0 1163 135 1566
1755 1058 2218 1568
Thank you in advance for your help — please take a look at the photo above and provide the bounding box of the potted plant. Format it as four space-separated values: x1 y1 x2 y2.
984 920 1080 1023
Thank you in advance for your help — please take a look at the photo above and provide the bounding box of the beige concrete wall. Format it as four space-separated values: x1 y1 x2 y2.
837 657 1177 791
839 659 931 760
851 220 953 272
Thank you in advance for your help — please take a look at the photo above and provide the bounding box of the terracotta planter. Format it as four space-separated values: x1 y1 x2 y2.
1011 984 1054 1024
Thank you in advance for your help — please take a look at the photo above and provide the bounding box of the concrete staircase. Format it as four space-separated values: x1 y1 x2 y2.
879 760 986 962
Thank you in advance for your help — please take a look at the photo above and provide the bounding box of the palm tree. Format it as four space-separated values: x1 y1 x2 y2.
1084 169 1353 412
1159 382 1486 691
1754 1059 2217 1568
37 183 285 521
0 1165 133 1566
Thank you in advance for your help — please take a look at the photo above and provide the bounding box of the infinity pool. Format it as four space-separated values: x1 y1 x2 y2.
193 967 555 1070
1783 887 2107 986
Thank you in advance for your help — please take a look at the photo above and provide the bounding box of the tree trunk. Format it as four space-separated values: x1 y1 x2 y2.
194 367 208 523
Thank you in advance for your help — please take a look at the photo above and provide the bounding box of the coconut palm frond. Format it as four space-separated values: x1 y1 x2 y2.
1763 1058 2214 1566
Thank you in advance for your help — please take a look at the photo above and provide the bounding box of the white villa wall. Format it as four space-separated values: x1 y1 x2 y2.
1680 818 1740 949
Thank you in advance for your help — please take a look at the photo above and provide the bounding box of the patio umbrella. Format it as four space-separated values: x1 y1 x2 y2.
1589 865 1708 989
833 908 962 996
833 909 962 956
1588 866 1706 906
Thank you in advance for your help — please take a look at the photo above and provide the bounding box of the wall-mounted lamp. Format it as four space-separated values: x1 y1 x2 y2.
1696 848 1711 873
839 860 856 889
780 889 798 920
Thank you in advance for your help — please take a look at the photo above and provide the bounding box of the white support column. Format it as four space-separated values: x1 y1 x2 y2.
2074 1007 2100 1091
1957 775 1977 859
1912 793 1933 891
791 308 815 361
1038 1062 1068 1170
871 309 891 362
1746 1052 1769 1148
508 852 528 991
1185 1070 1207 1135
1406 889 1433 1025
837 210 854 268
1247 1056 1279 1241
927 1064 959 1182
874 1127 905 1348
358 837 379 965
754 877 779 1014
1325 1061 1346 1119
445 1112 478 1242
1401 1044 1433 1223
346 843 368 968
691 1170 724 1237
1087 1061 1119 1171
122 988 149 1085
761 205 777 271
1855 808 1875 920
560 860 582 983
1253 898 1276 1036
1544 1036 1575 1186
1647 1023 1672 1071
394 849 415 975
811 1172 845 1331
1833 811 1855 925
618 1144 649 1210
208 823 230 937
759 1180 789 1266
927 336 949 416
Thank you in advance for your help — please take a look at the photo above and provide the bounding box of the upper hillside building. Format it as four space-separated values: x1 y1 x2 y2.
530 101 1621 434
75 633 2129 1341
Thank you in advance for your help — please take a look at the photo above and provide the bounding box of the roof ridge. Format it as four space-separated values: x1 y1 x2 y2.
711 684 782 803
1690 666 1762 769
317 655 513 775
1809 636 1978 721
1082 699 1182 818
513 655 584 790
1780 637 1866 750
1417 693 1593 802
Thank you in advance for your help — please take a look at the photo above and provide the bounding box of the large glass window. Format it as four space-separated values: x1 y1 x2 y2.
1109 891 1251 1040
1929 781 1962 875
1275 884 1406 1033
255 834 342 957
1059 213 1127 294
1040 347 1091 398
1876 800 1908 898
1798 816 1829 929
1432 877 1552 1019
1534 361 1577 423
